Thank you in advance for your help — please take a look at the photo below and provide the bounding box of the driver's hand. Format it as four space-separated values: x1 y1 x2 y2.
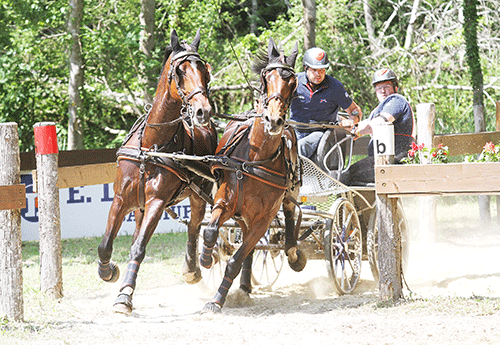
340 118 355 130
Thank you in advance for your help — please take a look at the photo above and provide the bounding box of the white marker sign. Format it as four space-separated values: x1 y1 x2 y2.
372 122 395 156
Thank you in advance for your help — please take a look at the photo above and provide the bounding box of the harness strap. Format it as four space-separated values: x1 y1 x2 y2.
211 158 290 190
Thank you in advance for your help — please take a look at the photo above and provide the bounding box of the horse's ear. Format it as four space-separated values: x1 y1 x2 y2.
191 28 201 52
286 41 299 68
171 29 181 52
268 38 280 60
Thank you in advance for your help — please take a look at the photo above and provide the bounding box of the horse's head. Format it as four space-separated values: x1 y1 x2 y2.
165 29 212 127
253 38 298 136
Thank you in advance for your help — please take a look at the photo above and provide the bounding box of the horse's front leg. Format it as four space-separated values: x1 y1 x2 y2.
202 222 266 314
199 199 228 269
283 196 307 272
113 197 167 315
98 191 133 283
182 194 208 284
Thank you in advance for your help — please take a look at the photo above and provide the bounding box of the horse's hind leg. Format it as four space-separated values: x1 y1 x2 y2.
182 195 207 284
239 249 254 294
113 198 167 315
283 197 307 272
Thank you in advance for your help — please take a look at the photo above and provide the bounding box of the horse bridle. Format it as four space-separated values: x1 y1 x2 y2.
259 62 297 112
148 50 211 128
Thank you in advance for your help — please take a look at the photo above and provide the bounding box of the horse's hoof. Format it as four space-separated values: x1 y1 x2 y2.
201 302 222 314
113 293 133 315
98 261 120 283
183 267 202 285
287 248 307 272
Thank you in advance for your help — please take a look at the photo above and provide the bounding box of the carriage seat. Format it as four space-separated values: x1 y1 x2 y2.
310 129 350 180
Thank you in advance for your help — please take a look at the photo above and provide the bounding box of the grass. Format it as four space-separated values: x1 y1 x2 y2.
0 232 189 339
22 231 188 265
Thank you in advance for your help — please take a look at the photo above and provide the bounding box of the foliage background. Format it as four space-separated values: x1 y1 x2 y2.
1 0 499 151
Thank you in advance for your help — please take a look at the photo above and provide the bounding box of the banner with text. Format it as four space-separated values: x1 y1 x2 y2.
21 175 190 241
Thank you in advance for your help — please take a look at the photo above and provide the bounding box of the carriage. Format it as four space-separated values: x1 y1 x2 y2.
198 128 409 295
99 31 408 314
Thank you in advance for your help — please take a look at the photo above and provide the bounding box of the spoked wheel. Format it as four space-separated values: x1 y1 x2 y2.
366 198 409 283
197 226 234 294
324 197 363 295
251 223 285 288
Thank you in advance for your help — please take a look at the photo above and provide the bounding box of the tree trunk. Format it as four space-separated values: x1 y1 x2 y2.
404 0 421 50
302 0 316 50
463 0 489 221
363 0 376 48
139 0 156 104
250 0 258 35
67 0 84 150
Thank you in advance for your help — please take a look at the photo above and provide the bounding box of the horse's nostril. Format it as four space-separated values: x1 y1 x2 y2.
277 118 284 126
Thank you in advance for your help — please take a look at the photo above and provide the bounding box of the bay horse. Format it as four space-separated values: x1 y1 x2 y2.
97 29 218 315
200 38 306 313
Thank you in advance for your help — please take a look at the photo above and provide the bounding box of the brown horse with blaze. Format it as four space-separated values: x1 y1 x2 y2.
97 29 217 315
200 38 307 313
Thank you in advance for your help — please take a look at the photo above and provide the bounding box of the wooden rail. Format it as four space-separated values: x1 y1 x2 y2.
20 129 500 191
375 162 500 197
375 130 500 197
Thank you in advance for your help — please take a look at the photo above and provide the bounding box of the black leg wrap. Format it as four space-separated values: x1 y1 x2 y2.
98 260 120 283
199 244 214 269
120 260 140 291
186 240 197 257
214 276 233 307
239 266 252 294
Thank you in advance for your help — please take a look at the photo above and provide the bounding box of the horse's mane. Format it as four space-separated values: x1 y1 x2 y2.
251 46 295 80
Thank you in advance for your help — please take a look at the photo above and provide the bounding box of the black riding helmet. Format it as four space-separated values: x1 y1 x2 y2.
372 68 398 89
303 47 330 69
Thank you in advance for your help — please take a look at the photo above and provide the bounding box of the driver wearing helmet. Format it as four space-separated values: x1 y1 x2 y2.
339 68 416 186
290 47 363 158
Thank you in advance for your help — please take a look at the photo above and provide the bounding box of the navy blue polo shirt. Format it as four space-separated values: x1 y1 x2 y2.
290 72 353 134
367 93 415 161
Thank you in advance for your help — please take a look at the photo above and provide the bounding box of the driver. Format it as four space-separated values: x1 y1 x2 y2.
339 68 416 186
289 47 363 158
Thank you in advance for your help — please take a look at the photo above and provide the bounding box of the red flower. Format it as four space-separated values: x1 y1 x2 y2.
484 142 495 153
411 142 419 151
438 143 444 149
408 149 415 157
418 143 425 150
432 151 437 157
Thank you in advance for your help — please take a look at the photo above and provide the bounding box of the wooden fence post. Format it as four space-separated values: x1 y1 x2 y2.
0 123 24 321
34 122 63 299
416 103 437 243
373 123 403 301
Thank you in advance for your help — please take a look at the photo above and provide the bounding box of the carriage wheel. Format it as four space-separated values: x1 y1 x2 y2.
197 227 232 294
251 224 285 287
324 197 362 295
366 198 409 283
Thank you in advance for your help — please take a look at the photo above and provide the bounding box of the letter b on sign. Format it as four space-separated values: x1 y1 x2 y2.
372 123 394 156
376 140 387 155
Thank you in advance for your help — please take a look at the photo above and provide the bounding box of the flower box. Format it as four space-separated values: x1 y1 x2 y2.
374 162 500 197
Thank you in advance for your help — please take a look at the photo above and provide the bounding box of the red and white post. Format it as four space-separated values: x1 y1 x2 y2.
34 122 63 299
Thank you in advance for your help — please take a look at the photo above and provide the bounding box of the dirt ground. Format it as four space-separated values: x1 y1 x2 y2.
3 199 500 344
